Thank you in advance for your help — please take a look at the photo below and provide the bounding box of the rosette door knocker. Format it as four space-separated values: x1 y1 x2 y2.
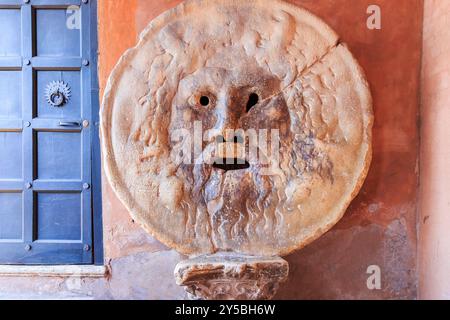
45 81 71 107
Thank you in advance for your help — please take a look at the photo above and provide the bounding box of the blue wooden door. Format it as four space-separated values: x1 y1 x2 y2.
0 0 98 264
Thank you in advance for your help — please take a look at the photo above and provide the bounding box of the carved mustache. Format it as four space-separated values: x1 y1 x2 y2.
194 139 276 168
170 125 281 171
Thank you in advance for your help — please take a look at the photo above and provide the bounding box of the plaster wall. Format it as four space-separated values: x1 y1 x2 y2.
418 0 450 300
0 0 424 299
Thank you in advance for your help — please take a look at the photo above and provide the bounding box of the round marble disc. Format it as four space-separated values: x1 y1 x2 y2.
101 0 373 256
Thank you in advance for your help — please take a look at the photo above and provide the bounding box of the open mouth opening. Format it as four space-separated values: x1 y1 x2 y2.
213 158 250 171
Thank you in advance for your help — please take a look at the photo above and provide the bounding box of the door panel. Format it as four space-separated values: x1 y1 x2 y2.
0 71 22 118
0 192 22 240
35 8 81 57
0 132 22 179
0 0 96 264
36 192 82 241
0 9 21 56
36 131 82 180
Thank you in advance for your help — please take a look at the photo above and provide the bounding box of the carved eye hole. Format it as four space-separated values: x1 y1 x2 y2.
199 96 210 106
246 93 259 112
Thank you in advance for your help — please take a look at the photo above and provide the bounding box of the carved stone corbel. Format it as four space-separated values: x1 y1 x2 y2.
175 253 288 300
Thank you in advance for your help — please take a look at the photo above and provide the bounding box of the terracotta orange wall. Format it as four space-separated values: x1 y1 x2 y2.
419 0 450 300
278 0 422 299
97 0 423 299
98 0 137 99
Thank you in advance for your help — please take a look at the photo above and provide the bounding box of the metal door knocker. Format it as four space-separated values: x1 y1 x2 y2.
45 81 71 107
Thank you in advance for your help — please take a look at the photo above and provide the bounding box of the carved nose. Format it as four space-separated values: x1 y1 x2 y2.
213 96 245 134
214 111 240 134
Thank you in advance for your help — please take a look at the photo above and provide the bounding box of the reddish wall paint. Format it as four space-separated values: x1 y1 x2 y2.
276 0 422 299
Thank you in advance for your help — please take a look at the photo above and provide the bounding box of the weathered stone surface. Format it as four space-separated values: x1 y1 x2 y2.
100 0 373 257
0 249 186 300
175 253 288 300
106 250 186 299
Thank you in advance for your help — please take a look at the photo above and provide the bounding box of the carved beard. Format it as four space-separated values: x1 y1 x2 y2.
174 141 293 250
131 86 335 251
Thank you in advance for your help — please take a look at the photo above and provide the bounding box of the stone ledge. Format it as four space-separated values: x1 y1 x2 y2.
0 265 108 278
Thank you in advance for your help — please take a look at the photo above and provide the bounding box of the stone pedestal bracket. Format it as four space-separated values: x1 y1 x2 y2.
175 253 289 300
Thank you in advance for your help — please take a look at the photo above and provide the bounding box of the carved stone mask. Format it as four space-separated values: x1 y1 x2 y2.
101 0 373 257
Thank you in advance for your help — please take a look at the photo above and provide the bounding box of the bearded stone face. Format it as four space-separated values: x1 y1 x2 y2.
101 0 373 256
169 55 294 248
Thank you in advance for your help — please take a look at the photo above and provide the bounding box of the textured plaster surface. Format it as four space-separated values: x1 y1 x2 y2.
418 0 450 300
0 0 422 300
